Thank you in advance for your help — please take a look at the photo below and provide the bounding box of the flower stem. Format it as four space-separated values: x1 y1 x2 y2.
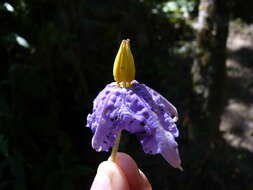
109 131 121 162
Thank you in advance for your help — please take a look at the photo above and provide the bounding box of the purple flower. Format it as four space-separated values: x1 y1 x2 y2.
86 80 181 168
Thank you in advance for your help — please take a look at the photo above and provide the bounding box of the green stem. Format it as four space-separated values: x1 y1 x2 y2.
109 131 121 162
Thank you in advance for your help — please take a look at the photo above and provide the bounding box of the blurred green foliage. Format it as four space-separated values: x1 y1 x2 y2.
0 0 253 190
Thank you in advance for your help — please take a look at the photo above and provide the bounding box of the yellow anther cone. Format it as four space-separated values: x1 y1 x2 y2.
113 39 135 87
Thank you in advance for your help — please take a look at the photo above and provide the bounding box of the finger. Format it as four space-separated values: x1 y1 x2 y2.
90 161 130 190
139 169 152 190
116 152 152 190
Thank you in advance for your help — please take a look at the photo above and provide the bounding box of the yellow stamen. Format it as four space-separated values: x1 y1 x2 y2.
113 39 135 87
110 39 135 162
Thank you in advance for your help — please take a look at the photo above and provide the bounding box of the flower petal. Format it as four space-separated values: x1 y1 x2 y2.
86 81 181 168
159 130 181 168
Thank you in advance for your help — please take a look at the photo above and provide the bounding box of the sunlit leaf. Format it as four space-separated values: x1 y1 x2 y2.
15 35 30 48
3 2 14 12
1 33 30 49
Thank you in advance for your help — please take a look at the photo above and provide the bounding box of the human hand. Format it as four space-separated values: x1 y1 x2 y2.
91 152 152 190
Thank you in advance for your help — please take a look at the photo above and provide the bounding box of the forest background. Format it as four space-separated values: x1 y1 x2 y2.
1 0 253 189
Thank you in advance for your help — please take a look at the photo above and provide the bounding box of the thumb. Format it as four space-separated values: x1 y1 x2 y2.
90 160 130 190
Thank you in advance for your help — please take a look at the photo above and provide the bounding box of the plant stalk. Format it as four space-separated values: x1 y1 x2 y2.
109 131 121 162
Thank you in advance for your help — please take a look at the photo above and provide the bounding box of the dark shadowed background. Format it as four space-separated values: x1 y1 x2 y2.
1 0 253 189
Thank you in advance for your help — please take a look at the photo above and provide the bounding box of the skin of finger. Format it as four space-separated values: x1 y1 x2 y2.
116 152 152 190
90 161 130 190
139 169 152 190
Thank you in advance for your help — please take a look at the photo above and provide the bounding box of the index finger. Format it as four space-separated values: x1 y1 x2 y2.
116 152 152 190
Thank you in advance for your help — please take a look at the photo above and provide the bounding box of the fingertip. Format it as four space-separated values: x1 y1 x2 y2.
116 152 138 169
116 152 152 190
91 161 130 190
90 172 110 190
139 169 152 190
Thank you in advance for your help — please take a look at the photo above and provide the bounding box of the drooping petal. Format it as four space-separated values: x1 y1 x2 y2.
87 84 122 151
137 116 181 168
86 81 181 168
158 129 181 168
131 81 179 137
131 81 178 119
